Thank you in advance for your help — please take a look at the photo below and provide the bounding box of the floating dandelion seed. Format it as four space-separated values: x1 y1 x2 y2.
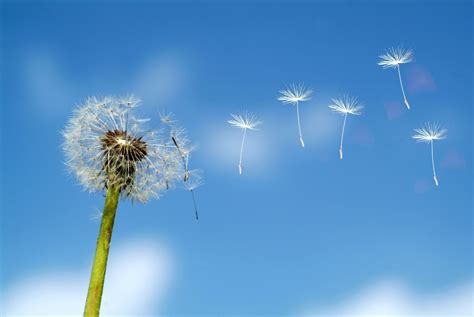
412 122 447 186
160 111 192 185
329 96 364 160
184 169 203 220
228 112 261 174
63 96 192 315
378 46 414 109
171 127 192 182
160 112 201 219
278 84 312 147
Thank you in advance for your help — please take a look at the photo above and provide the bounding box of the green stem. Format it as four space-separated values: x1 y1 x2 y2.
84 186 120 316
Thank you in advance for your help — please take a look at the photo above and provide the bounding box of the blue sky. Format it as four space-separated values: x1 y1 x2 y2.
1 1 472 315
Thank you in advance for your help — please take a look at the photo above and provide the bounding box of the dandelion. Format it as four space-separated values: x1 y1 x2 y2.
378 46 414 109
329 96 364 159
278 84 312 147
412 122 447 186
228 112 261 174
63 96 191 316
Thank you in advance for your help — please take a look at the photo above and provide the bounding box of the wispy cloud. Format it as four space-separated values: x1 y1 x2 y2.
2 237 173 316
22 50 75 116
133 52 189 106
21 49 190 118
300 278 473 317
303 102 339 147
202 117 275 176
198 101 340 177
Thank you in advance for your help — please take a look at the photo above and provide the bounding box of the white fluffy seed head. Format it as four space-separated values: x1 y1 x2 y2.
329 96 364 116
228 112 262 130
378 46 414 69
277 84 313 105
412 122 447 143
62 96 191 203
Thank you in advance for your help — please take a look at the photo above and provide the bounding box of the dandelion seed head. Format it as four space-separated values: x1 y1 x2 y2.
228 112 262 130
63 96 188 203
329 96 364 115
412 122 447 143
378 46 414 69
277 84 312 104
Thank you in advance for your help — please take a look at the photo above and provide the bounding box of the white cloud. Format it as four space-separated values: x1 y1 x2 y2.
201 117 277 177
2 237 173 316
198 101 340 177
21 49 190 117
303 102 339 147
23 50 75 116
300 279 473 317
133 53 189 107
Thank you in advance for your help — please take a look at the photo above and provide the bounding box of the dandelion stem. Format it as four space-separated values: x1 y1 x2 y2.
339 113 348 160
397 64 410 109
296 101 305 147
431 140 439 186
239 128 247 175
84 185 120 317
190 189 199 220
